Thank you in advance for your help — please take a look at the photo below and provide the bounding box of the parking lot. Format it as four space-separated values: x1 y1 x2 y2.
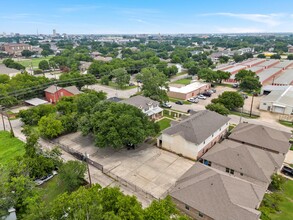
55 132 194 199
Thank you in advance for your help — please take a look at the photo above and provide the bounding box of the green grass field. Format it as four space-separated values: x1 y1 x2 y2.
156 118 172 131
0 131 25 165
38 175 67 203
171 77 192 85
17 55 54 69
269 180 293 220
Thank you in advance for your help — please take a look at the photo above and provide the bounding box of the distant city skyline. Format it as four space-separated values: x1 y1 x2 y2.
1 0 293 34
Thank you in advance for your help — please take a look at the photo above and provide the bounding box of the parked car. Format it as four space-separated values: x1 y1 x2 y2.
197 95 207 100
202 92 212 97
187 97 199 103
161 102 172 108
281 165 293 177
129 82 135 86
175 100 184 105
232 83 239 88
209 89 216 93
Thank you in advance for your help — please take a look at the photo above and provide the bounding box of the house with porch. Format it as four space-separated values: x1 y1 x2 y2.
44 85 82 103
120 95 163 120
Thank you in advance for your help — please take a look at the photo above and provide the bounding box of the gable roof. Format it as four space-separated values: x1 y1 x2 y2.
44 85 82 95
202 139 284 185
63 86 82 95
170 163 266 220
228 123 291 154
44 85 62 93
120 95 159 111
163 110 230 145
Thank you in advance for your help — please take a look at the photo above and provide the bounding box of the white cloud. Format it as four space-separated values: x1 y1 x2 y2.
202 13 285 26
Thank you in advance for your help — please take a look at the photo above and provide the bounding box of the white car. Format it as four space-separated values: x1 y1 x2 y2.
197 95 206 100
188 97 199 103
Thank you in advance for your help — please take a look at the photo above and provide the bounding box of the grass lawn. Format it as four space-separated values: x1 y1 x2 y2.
156 118 172 131
230 110 259 119
269 180 293 220
169 97 190 105
213 83 234 88
0 131 25 166
17 55 54 69
171 77 192 85
97 80 137 90
279 120 293 128
38 175 67 203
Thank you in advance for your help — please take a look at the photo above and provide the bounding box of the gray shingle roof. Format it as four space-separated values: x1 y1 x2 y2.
163 110 230 145
120 95 159 111
229 123 291 154
170 163 266 220
202 139 284 185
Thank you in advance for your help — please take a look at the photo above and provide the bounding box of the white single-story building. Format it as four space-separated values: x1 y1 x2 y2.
168 81 210 100
259 86 293 115
157 110 230 160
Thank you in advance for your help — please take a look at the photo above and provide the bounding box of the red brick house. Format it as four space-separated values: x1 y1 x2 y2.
44 85 82 103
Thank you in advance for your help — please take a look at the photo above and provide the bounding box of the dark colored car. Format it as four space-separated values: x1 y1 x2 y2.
281 166 293 177
202 92 212 97
175 100 184 105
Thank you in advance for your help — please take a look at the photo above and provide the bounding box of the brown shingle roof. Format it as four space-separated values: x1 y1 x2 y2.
44 85 62 93
163 110 230 145
63 86 82 95
202 139 284 185
228 123 291 154
170 163 266 220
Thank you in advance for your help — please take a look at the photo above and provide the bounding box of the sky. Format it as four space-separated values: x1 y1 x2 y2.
1 0 293 34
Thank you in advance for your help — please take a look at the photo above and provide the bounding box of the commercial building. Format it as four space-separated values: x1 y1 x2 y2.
168 81 210 100
259 86 293 115
273 68 293 86
2 43 32 56
157 110 230 160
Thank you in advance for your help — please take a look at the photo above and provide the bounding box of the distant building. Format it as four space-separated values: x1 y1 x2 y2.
158 110 230 160
168 81 210 100
44 85 82 103
53 29 56 37
259 86 293 115
288 45 293 53
2 43 32 56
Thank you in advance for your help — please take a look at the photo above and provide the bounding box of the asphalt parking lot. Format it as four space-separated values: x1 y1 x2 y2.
55 132 194 199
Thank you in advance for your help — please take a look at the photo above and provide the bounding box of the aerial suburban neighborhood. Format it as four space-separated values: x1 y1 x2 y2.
1 1 293 220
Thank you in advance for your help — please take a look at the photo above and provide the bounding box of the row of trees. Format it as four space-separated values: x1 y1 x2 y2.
2 58 25 70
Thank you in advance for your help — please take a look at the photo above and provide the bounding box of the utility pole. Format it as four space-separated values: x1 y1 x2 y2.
249 94 255 118
239 106 243 123
85 152 92 187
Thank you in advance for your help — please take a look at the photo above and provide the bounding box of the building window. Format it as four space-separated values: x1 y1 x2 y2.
240 173 243 176
199 212 204 217
185 205 189 210
226 168 234 175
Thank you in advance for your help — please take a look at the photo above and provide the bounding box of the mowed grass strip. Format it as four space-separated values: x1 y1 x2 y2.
270 180 293 220
0 131 25 165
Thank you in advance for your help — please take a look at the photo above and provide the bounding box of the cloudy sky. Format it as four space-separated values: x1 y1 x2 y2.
1 0 293 34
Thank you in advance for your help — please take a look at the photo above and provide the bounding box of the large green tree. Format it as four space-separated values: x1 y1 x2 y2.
59 161 86 192
136 68 169 102
38 60 50 71
205 103 230 116
212 91 244 110
235 70 257 82
79 102 159 148
112 68 131 89
38 113 64 139
239 76 262 92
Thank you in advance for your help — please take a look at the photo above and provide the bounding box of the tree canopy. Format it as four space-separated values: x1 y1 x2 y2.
205 103 230 115
136 68 169 102
78 101 159 148
211 91 244 110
